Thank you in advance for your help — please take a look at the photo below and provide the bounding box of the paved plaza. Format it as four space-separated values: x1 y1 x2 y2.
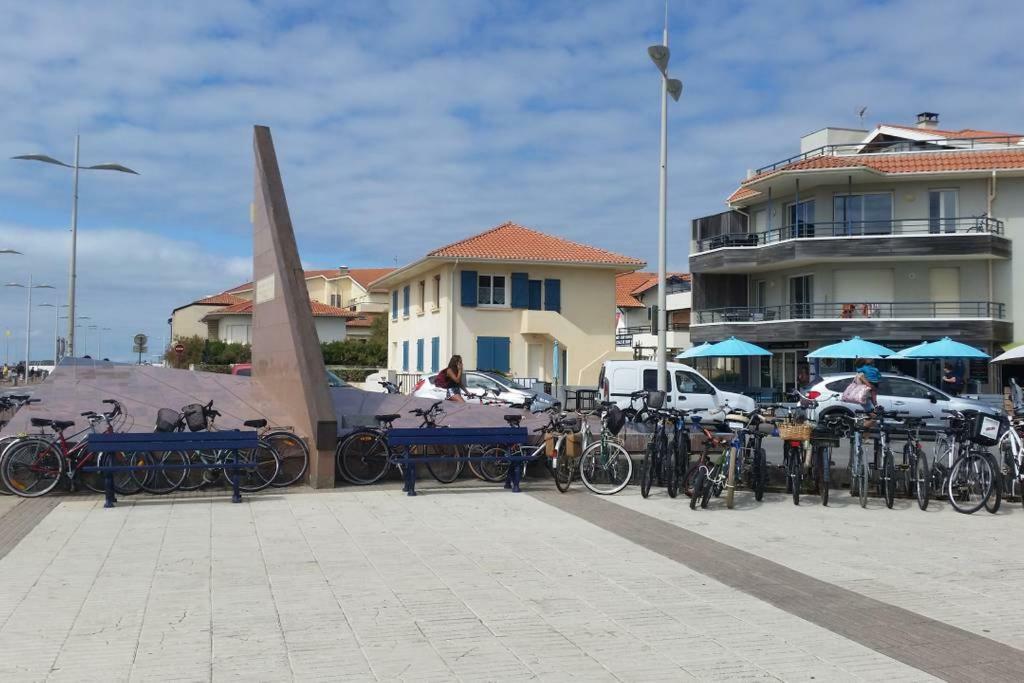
0 485 1022 681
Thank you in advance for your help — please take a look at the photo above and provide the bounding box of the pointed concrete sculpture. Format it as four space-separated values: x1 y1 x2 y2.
251 125 338 487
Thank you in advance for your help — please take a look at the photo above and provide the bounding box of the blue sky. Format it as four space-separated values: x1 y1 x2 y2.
1 0 1023 361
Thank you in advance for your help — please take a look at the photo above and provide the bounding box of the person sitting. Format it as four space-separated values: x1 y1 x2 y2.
854 357 881 413
434 355 465 402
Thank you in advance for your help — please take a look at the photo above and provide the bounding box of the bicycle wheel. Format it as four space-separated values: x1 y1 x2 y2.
141 451 188 494
0 435 24 495
789 450 801 505
682 462 701 497
423 444 464 484
753 447 767 502
265 430 309 487
177 449 214 491
83 451 150 495
882 452 896 509
689 469 705 509
947 451 995 515
554 445 573 493
914 450 930 510
700 469 715 508
665 447 678 499
2 438 63 497
784 445 795 494
226 440 280 492
477 446 511 483
857 445 868 508
579 440 632 495
639 449 654 499
984 453 1002 514
337 429 391 485
816 446 830 507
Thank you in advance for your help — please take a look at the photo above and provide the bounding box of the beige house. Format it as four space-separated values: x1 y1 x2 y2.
171 266 393 343
371 222 644 387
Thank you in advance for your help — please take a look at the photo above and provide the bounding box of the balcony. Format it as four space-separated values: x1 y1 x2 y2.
690 217 1010 273
690 301 1011 344
616 324 690 350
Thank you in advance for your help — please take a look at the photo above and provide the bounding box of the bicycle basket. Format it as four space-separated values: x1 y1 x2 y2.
605 405 625 436
967 411 1002 446
181 403 208 432
777 422 812 442
646 390 666 410
155 408 181 433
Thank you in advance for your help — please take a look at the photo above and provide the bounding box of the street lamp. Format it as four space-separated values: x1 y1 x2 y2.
648 5 682 392
37 301 67 363
96 327 111 359
13 136 138 357
5 276 54 380
1 249 22 255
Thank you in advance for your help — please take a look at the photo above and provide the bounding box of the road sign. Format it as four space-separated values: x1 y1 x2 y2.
174 343 185 355
134 333 148 347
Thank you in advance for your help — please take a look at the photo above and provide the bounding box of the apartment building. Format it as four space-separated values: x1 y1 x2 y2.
689 113 1019 393
171 266 393 343
373 222 644 386
615 271 692 359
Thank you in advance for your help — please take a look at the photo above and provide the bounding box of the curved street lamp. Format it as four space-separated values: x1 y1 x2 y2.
13 136 138 356
5 276 54 380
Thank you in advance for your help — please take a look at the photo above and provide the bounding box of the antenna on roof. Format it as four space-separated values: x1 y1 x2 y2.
856 106 868 128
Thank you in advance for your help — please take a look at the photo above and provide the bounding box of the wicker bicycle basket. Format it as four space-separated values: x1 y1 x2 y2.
777 422 812 442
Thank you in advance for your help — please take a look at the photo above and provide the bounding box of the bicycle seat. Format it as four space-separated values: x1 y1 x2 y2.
503 414 523 426
80 411 96 417
30 418 52 427
376 413 401 422
8 394 30 401
558 417 579 430
244 419 268 429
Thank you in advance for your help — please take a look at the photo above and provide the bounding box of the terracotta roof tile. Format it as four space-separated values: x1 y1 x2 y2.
222 266 393 295
347 268 395 291
345 314 377 327
615 271 689 307
427 221 644 266
731 148 1024 204
194 293 246 306
879 123 1021 141
204 300 358 319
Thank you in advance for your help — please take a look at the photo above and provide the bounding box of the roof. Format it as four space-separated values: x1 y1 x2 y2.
172 292 246 313
202 299 359 320
346 268 395 292
345 314 376 327
729 147 1024 204
877 123 1021 141
223 266 394 295
615 271 690 308
427 222 644 266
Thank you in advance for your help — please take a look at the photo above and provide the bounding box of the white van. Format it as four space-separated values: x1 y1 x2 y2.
598 360 755 418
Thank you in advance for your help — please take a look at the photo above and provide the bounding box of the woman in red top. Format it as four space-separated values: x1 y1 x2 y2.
435 355 465 402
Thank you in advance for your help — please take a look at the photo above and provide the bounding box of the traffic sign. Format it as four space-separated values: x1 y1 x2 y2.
174 343 185 355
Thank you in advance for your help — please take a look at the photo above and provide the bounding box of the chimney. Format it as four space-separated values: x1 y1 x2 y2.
338 265 349 274
916 112 939 129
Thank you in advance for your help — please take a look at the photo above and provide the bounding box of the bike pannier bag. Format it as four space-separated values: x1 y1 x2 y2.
605 405 625 436
969 412 1002 446
155 408 180 433
646 390 665 410
840 381 870 405
182 403 208 432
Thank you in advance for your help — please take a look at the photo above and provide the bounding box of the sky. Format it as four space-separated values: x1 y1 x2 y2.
1 0 1023 362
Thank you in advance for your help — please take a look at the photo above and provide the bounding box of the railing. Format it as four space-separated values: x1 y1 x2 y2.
755 135 1023 176
618 323 690 335
693 216 1003 253
395 372 426 393
695 301 1006 324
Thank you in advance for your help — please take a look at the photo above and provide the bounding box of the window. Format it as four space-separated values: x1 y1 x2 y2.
786 199 815 238
833 193 893 235
402 286 410 317
477 274 506 306
329 293 341 307
476 336 510 372
418 280 425 313
884 377 945 400
788 274 814 319
676 371 715 394
466 373 501 392
401 341 409 371
433 275 441 310
825 378 853 394
929 189 958 234
416 338 424 371
642 369 670 391
391 291 398 320
430 337 440 371
754 280 767 311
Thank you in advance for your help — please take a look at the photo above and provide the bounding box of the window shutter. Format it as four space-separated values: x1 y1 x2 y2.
510 272 529 308
528 280 542 310
460 270 478 307
391 291 398 320
431 337 440 372
402 286 410 316
402 341 409 371
494 337 510 372
544 279 561 312
416 339 424 371
476 337 493 371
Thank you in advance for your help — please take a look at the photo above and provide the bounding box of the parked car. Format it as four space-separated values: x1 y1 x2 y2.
598 360 756 419
413 371 555 411
804 373 1002 427
230 363 350 388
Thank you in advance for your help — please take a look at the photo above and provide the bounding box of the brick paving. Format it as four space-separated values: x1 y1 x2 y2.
0 488 952 681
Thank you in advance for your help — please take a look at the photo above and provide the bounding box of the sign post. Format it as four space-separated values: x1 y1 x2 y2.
133 333 148 365
173 342 185 368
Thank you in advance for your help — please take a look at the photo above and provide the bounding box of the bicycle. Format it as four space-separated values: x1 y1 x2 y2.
868 407 906 509
557 402 632 495
845 411 874 508
899 414 931 510
161 401 281 493
789 389 841 506
721 406 775 507
942 408 999 514
469 406 577 491
236 418 310 487
996 416 1023 508
639 392 680 499
1 400 151 497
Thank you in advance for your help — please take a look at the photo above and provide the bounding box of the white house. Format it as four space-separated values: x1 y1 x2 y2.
615 271 692 359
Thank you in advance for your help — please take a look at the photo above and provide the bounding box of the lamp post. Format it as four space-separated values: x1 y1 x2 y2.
647 4 682 392
37 301 67 363
13 136 138 356
5 276 55 379
96 327 111 359
1 249 22 255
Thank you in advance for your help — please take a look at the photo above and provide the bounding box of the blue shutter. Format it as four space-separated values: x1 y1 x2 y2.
510 272 529 308
460 270 478 307
431 337 440 372
402 286 410 317
494 337 510 372
416 339 424 371
476 336 510 372
528 280 542 310
544 279 561 312
391 291 398 320
476 337 493 371
402 341 409 371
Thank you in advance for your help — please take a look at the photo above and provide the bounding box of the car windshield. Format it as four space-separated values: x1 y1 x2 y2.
482 372 526 390
326 370 349 388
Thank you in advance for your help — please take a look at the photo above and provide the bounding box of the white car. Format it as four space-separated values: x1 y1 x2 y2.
412 371 554 411
598 360 755 419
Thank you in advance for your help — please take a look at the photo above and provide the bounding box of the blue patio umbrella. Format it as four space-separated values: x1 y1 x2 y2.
806 336 896 359
896 337 989 359
886 341 932 360
676 342 716 359
700 336 773 357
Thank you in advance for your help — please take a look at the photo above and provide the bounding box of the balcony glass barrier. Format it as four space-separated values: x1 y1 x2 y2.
695 301 1005 324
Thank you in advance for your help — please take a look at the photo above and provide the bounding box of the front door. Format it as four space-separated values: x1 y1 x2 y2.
929 189 958 233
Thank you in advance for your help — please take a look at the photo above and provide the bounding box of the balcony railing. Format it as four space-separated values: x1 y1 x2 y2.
694 216 1003 253
754 136 1023 176
695 301 1005 325
618 323 690 335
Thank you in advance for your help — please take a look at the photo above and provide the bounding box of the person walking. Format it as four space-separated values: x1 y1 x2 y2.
434 355 466 402
854 357 881 412
941 362 964 397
